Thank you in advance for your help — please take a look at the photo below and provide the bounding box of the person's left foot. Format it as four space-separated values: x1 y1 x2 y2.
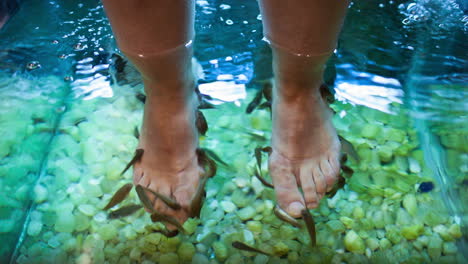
269 80 341 218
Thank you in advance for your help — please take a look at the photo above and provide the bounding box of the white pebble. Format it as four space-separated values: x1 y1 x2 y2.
93 212 107 223
78 204 96 216
220 201 237 213
47 236 61 248
33 184 48 203
54 212 75 233
27 221 43 237
234 177 248 188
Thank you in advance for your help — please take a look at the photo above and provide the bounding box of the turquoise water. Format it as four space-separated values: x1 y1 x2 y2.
0 0 466 263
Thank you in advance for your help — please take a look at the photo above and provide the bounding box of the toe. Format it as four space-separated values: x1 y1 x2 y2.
173 184 193 210
270 163 305 218
326 154 340 186
300 167 320 209
149 181 172 212
314 164 328 197
133 166 144 184
319 159 335 192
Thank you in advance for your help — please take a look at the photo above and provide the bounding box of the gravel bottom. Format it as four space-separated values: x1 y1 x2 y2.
8 80 466 264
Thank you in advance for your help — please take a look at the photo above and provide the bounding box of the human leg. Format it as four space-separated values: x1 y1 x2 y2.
102 0 199 223
258 0 349 217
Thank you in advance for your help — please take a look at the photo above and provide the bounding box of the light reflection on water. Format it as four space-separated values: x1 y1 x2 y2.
0 0 466 120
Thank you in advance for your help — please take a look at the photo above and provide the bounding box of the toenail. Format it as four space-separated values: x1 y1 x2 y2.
287 202 304 217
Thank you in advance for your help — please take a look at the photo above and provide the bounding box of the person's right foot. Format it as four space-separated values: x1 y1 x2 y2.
132 83 203 226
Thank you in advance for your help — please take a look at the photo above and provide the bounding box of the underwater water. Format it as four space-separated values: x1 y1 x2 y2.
0 0 466 263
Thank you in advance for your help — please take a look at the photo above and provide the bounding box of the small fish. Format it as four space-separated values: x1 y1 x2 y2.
341 165 354 175
254 147 263 172
157 229 179 237
135 93 146 104
326 175 346 198
150 211 186 233
133 126 140 139
261 146 272 155
339 136 359 162
195 86 216 109
261 81 272 102
201 148 229 167
198 100 216 110
196 148 217 178
103 183 133 210
135 185 155 213
232 241 271 256
108 204 142 219
273 205 301 228
320 84 335 104
195 110 208 136
74 117 87 126
418 181 434 193
139 185 181 210
257 101 271 111
189 148 218 217
121 149 144 175
244 131 267 142
301 209 317 247
254 169 274 189
254 146 273 186
189 176 208 218
340 153 348 164
32 117 45 124
246 90 264 114
146 224 179 237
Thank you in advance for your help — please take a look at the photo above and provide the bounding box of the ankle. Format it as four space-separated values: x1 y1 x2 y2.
274 79 322 102
144 77 196 102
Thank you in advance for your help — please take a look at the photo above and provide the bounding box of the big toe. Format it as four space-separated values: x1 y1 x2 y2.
270 166 305 218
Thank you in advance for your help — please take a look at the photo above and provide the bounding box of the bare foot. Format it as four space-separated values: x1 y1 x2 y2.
132 84 202 225
269 81 341 218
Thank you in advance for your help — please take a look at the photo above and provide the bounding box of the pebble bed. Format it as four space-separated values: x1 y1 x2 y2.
3 76 466 263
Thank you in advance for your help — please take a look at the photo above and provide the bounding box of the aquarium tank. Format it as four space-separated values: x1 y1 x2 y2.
0 0 466 263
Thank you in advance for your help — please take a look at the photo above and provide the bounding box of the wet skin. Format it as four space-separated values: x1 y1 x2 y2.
269 81 341 218
132 82 203 225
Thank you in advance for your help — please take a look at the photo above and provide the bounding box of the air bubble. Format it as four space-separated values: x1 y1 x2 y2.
226 19 233 25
